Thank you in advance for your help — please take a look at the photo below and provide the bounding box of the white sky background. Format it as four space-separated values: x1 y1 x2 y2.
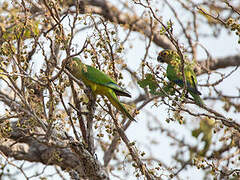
1 0 240 179
125 1 240 179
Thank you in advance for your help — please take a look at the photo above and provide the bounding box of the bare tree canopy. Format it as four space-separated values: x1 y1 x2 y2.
0 0 240 179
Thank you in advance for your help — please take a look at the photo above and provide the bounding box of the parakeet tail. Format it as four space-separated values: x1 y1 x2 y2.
190 92 204 106
106 91 136 122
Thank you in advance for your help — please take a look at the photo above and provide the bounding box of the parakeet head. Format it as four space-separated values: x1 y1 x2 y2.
157 49 179 64
71 57 81 65
64 57 81 72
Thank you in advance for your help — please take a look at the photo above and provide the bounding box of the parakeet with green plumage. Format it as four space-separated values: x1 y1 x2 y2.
64 57 136 121
157 49 204 106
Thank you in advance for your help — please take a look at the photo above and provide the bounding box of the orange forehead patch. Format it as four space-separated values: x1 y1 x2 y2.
70 61 77 66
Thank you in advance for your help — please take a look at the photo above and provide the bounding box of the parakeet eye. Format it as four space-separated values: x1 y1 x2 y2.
162 51 168 56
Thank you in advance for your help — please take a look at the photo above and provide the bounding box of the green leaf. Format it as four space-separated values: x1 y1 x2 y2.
192 118 215 156
138 74 176 96
137 73 159 95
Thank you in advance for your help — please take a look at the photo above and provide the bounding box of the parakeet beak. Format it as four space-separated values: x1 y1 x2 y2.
157 55 164 62
62 58 68 65
62 58 70 70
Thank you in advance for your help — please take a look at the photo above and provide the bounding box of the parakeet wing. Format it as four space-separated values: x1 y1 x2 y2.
167 61 201 95
82 64 131 97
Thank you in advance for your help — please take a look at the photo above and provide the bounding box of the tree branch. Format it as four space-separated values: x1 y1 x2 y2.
198 55 240 74
0 122 109 180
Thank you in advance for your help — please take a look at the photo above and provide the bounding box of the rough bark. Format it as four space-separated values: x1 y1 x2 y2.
0 122 109 180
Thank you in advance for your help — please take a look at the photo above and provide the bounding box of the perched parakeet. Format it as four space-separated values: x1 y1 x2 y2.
65 57 136 121
157 49 204 106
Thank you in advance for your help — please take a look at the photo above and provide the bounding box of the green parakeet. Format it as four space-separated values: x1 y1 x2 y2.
65 57 136 121
157 49 204 106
